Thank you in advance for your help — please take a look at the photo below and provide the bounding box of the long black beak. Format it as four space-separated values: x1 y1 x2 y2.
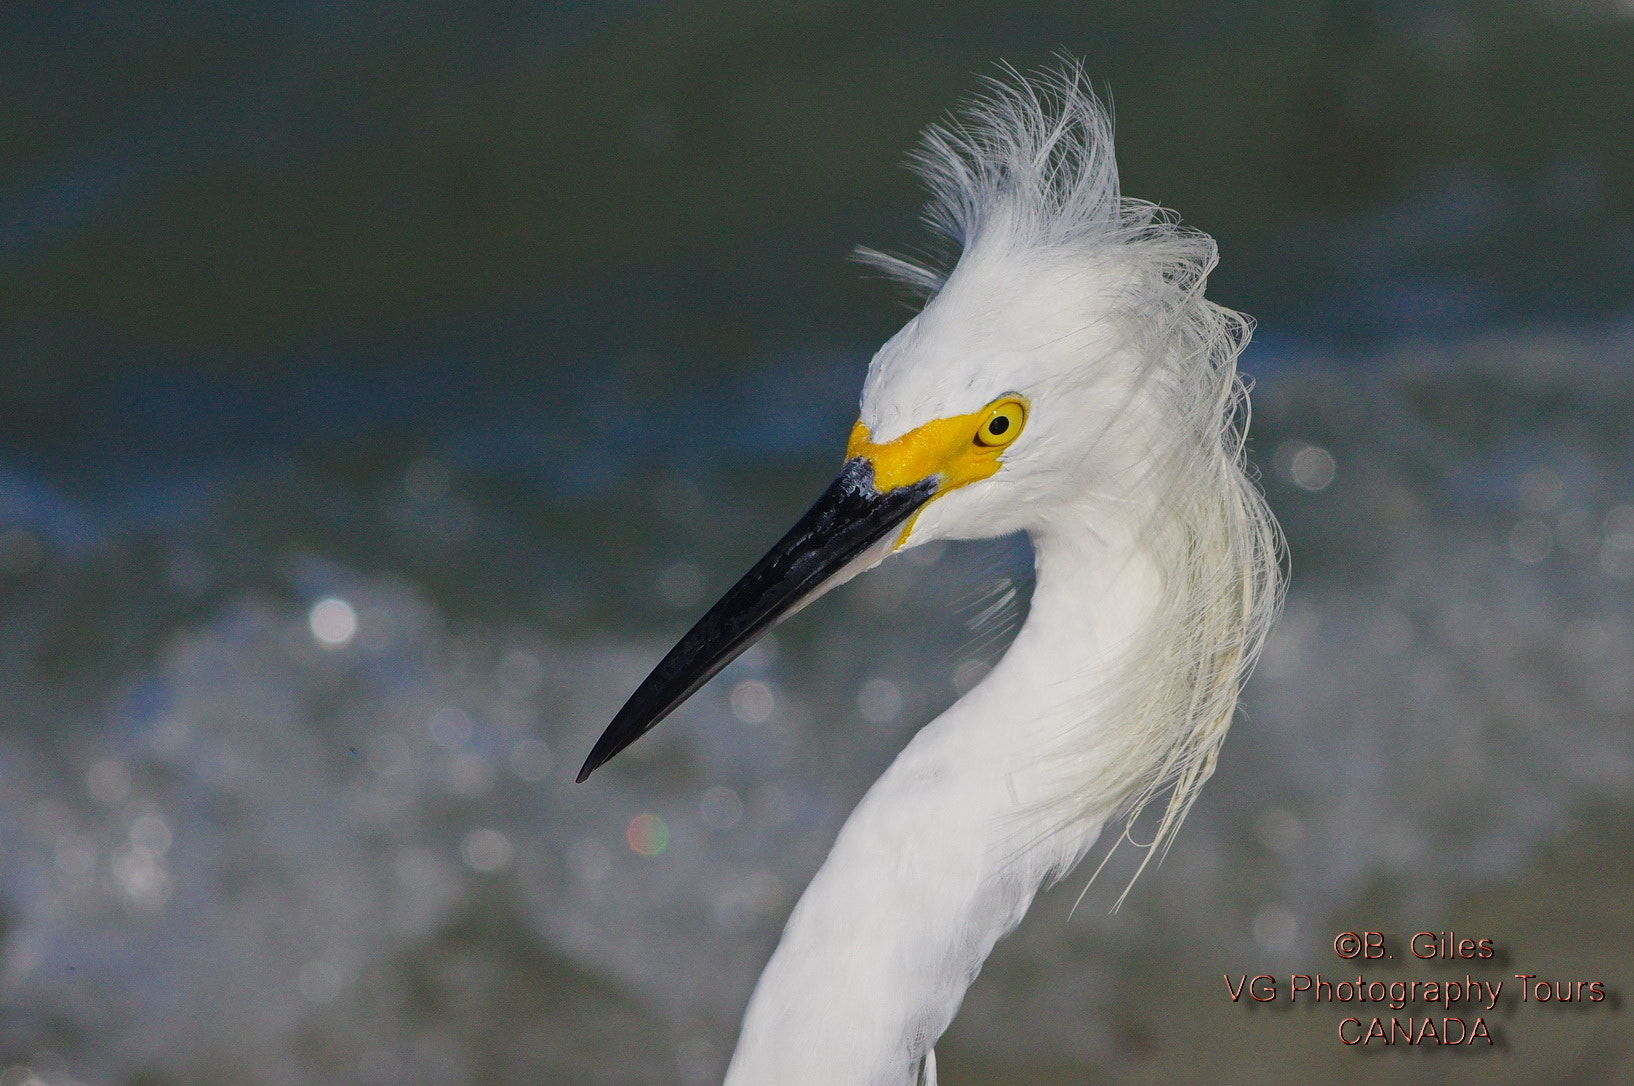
577 457 937 782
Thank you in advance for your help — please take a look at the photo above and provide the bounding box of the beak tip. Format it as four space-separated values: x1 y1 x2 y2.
579 716 637 783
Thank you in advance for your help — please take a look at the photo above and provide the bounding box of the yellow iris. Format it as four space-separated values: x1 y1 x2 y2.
974 399 1026 448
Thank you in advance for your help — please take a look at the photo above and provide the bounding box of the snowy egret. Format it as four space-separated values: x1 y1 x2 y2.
579 63 1281 1086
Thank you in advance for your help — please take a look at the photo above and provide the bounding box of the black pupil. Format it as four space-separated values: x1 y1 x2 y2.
987 415 1010 437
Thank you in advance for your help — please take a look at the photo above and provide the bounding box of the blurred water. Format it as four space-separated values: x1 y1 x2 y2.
2 2 1633 1084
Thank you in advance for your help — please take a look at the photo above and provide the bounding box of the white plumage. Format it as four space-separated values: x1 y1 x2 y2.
732 65 1279 1085
584 60 1282 1086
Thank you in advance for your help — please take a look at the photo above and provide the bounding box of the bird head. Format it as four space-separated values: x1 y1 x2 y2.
579 66 1191 782
576 250 1137 782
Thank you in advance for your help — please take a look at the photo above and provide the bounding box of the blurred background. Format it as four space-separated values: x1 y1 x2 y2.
1 1 1632 1083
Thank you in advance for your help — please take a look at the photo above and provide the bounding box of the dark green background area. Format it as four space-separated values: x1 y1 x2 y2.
3 1 1630 381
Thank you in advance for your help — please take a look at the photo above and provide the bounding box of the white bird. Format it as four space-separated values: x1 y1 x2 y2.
579 62 1282 1086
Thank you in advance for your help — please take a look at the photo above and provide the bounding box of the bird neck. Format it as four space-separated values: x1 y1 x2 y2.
724 503 1164 1086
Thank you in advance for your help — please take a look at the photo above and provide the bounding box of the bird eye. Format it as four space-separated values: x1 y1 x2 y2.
974 399 1026 448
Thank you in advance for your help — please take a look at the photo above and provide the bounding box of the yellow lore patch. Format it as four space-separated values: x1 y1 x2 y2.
845 394 1029 546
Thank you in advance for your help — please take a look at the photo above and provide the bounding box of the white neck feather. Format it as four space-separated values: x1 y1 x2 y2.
723 499 1162 1086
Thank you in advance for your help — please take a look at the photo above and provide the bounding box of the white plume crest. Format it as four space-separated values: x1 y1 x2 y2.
856 59 1127 292
866 60 1285 887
